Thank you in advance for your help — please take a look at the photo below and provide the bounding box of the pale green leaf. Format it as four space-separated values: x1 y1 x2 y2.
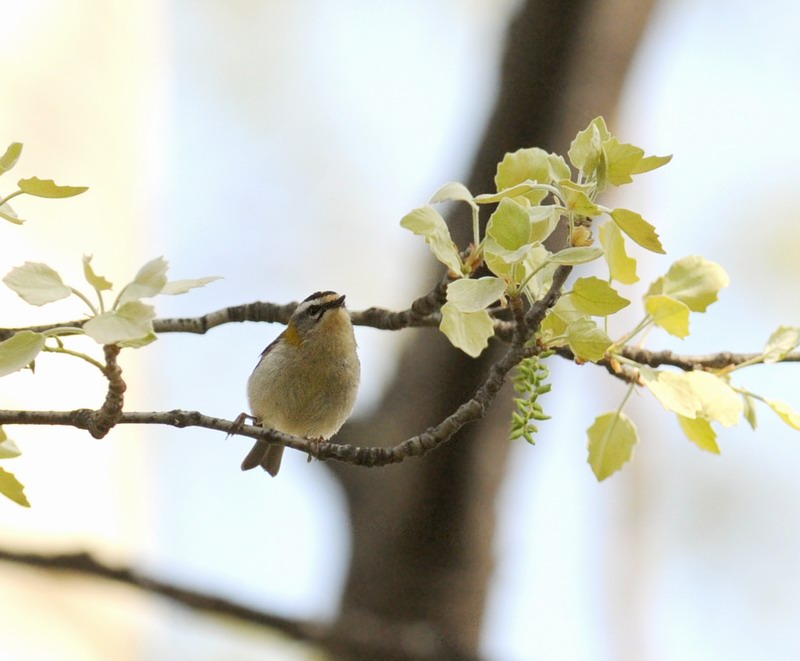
762 325 800 364
430 181 475 206
566 318 611 362
519 249 556 299
117 331 158 349
610 208 665 254
0 331 46 377
631 153 672 174
0 142 23 174
640 367 741 426
17 176 88 198
0 433 21 460
569 277 630 316
559 179 601 216
659 256 730 312
547 153 571 181
400 205 463 275
603 138 644 186
446 277 505 313
439 301 495 358
494 148 552 204
764 399 800 431
568 116 610 176
82 255 113 291
598 221 638 284
548 246 604 265
528 205 560 243
161 276 222 295
475 182 542 205
677 415 720 454
0 467 30 507
3 262 71 306
587 410 638 481
0 202 24 225
486 198 531 250
645 294 691 338
742 393 758 430
83 301 156 344
117 256 169 305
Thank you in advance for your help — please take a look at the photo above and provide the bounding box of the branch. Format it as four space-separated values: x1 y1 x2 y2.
0 548 476 660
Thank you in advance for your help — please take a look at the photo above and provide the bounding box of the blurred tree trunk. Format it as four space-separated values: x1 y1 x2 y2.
332 0 656 658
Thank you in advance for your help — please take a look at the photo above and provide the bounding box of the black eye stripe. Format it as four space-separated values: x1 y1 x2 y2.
307 304 323 318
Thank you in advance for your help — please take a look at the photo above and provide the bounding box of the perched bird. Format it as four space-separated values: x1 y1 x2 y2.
239 291 360 476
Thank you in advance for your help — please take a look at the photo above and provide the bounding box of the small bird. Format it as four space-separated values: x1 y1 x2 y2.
239 291 360 476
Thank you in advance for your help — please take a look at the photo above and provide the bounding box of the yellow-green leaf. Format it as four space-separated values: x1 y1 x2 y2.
603 138 644 186
631 154 672 174
486 198 531 250
610 208 665 254
117 256 169 306
400 205 463 275
645 294 691 338
82 255 113 291
659 256 729 313
17 176 88 198
640 366 700 419
430 181 475 206
161 276 222 295
569 277 630 316
0 202 24 225
0 467 30 507
0 331 46 377
764 399 800 431
566 318 611 362
3 262 71 306
439 302 495 358
0 142 23 175
568 116 610 176
0 432 21 460
677 415 720 454
495 148 554 205
548 246 604 265
598 221 638 284
742 393 758 430
587 410 638 481
559 180 601 216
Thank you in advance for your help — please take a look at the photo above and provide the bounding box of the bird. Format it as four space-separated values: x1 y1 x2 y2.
238 291 360 476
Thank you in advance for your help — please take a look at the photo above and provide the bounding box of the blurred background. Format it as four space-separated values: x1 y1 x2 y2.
1 0 799 659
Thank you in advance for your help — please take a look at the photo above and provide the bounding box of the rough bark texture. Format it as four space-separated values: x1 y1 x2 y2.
332 0 657 658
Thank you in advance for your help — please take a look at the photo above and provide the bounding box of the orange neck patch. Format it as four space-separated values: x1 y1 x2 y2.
283 322 303 347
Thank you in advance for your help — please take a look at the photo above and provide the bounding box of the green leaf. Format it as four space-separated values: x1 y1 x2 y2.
631 153 672 175
486 197 531 250
446 277 506 313
528 205 560 244
548 246 604 265
677 415 720 454
566 318 611 362
762 326 800 364
587 410 638 481
603 138 644 187
161 276 222 295
645 294 691 338
598 221 638 284
610 208 665 254
0 202 24 225
657 256 730 313
117 256 169 305
0 467 30 507
82 255 113 291
640 366 700 419
475 182 541 205
494 148 553 204
400 205 463 275
439 302 495 358
0 331 46 377
0 142 23 174
83 300 156 344
3 262 71 306
764 399 800 431
17 176 88 198
568 116 610 176
117 330 158 349
569 277 630 316
558 179 601 216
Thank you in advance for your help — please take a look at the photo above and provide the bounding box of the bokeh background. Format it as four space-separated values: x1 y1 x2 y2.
1 1 799 659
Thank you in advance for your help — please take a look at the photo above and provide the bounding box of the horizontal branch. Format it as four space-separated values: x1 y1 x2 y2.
0 548 473 660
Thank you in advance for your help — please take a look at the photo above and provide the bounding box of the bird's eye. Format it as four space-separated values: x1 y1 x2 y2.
307 304 323 318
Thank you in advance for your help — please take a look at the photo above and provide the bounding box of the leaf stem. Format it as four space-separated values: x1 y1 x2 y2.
69 287 98 316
